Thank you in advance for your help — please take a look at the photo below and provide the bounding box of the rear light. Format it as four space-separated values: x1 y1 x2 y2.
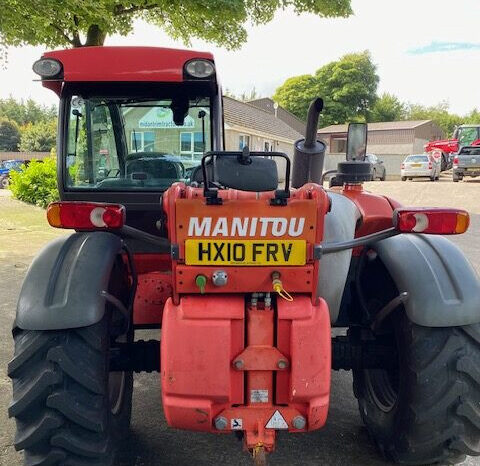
394 208 469 235
453 156 459 168
47 202 125 230
428 162 433 169
401 163 405 169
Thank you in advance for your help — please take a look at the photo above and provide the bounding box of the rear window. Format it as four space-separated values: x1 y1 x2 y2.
405 155 428 162
459 147 480 155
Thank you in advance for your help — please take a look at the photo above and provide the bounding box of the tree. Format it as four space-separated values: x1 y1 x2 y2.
224 87 261 102
369 93 406 122
273 75 320 121
405 101 463 137
20 119 57 152
274 51 379 126
0 118 20 151
1 0 352 50
0 97 57 126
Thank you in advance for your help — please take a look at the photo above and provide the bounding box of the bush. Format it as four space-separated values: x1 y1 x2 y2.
0 117 20 151
9 157 59 208
19 119 57 152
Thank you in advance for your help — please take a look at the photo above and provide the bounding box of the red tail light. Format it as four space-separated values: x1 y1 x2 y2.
453 156 459 168
394 208 469 235
47 202 125 230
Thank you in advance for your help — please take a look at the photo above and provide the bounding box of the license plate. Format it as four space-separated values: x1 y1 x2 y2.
411 163 422 167
184 239 306 266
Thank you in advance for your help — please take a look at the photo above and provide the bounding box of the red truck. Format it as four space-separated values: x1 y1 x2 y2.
425 124 480 170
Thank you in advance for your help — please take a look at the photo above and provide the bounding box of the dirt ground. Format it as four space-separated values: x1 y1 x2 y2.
0 182 479 466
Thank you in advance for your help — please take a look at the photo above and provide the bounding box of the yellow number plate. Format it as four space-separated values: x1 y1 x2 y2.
411 163 422 167
184 239 307 266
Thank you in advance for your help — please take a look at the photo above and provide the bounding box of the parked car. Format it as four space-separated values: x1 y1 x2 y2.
401 154 440 181
366 153 386 180
453 146 480 182
0 159 28 188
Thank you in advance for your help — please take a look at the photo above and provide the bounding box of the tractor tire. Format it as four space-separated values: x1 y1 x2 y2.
8 311 133 466
353 312 480 465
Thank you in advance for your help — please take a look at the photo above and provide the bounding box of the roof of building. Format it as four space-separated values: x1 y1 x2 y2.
223 96 303 141
318 120 433 134
247 98 307 135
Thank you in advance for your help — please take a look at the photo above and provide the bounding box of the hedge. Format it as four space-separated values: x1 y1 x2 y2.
9 157 59 208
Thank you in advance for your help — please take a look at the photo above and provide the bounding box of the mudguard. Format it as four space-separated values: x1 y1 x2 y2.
374 234 480 327
16 232 123 330
318 192 360 323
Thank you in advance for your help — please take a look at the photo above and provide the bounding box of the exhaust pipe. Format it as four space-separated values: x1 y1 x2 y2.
291 98 326 188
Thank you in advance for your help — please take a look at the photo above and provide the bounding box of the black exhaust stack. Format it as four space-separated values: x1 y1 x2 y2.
291 98 326 188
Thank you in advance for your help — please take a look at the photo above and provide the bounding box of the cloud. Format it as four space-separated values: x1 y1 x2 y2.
408 41 480 55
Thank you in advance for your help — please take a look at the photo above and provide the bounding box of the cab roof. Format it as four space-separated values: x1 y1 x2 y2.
41 46 215 95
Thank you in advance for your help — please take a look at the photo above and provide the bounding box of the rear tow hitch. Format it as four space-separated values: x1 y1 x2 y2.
253 444 267 466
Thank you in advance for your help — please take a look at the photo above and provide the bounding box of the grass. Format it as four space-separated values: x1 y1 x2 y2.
0 191 67 260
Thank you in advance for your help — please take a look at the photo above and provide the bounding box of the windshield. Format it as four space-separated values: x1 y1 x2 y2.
457 127 479 146
65 95 211 191
405 155 429 162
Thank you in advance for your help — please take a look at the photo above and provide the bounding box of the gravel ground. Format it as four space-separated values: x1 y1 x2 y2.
0 182 479 466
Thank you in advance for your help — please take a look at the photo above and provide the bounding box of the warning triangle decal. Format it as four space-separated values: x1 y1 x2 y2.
265 410 289 429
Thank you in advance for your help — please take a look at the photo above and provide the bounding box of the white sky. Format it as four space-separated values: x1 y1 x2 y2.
1 0 479 115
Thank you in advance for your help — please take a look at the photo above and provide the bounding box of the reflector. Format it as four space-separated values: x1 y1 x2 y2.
394 208 469 235
47 202 125 230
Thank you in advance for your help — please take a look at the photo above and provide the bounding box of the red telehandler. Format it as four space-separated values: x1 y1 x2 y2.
8 47 480 466
425 124 480 170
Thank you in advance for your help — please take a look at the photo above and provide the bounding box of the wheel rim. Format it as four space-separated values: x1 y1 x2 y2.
365 366 399 413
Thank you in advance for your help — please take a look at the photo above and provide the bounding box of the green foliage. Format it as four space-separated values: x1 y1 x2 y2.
224 87 260 102
405 101 462 137
19 119 57 152
273 75 320 121
0 117 20 150
0 0 352 50
0 97 57 126
9 157 59 208
369 93 406 122
274 51 379 126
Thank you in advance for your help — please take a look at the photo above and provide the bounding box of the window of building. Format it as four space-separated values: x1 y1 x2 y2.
330 136 347 154
239 134 250 149
130 131 155 152
180 131 205 160
264 140 274 152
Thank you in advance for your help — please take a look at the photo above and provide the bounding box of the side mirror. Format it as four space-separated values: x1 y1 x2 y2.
346 123 367 161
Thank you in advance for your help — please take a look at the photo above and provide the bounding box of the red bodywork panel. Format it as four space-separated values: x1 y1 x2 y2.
42 46 214 95
163 183 330 304
132 254 172 326
424 137 480 154
161 295 331 450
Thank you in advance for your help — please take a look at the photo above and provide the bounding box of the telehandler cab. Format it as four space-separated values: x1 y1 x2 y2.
9 46 480 466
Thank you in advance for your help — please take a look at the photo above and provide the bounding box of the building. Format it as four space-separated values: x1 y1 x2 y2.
318 120 445 176
223 97 302 155
247 97 306 136
223 97 303 179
